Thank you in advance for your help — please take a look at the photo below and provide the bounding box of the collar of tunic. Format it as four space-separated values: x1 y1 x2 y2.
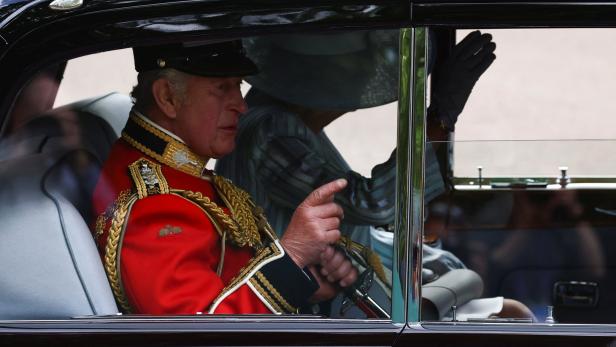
121 110 210 179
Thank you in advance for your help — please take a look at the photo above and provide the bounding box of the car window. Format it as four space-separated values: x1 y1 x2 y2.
454 28 616 179
5 62 66 133
53 50 400 176
0 30 401 321
54 49 137 108
423 28 616 324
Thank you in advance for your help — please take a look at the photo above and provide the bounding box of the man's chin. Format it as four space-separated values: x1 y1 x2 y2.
211 145 235 159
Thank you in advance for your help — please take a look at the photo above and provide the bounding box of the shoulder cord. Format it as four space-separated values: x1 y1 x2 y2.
103 190 236 313
104 193 138 313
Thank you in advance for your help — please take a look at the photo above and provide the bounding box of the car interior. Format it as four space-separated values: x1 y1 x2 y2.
2 26 616 326
0 52 135 319
0 31 401 319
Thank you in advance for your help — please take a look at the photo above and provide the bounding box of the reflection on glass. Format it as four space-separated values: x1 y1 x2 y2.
423 139 613 323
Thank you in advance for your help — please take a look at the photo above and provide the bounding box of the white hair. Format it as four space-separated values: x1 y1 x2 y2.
131 68 190 110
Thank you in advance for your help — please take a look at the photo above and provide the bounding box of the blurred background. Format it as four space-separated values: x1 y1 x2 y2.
54 29 616 179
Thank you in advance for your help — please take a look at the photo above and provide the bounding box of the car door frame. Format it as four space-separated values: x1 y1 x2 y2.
396 1 616 345
0 1 410 346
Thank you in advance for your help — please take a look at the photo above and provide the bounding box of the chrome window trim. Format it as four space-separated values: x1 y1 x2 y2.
394 26 427 324
392 27 411 324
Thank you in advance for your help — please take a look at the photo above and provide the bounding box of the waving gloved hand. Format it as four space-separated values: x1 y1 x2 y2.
429 30 496 131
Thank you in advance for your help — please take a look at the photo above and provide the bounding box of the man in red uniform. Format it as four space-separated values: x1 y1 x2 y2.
92 40 357 315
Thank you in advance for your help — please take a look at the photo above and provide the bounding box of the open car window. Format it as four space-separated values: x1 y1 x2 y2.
423 28 616 324
0 30 401 321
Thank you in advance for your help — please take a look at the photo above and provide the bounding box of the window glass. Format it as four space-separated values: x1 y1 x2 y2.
422 28 616 324
55 49 136 108
5 62 66 133
328 103 397 177
454 28 616 179
0 30 400 320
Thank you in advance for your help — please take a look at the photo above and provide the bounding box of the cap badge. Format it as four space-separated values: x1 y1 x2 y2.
157 58 166 68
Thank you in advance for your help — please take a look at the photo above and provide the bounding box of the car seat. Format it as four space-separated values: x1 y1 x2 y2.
0 93 132 319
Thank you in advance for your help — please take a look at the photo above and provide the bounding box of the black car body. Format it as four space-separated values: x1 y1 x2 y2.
2 0 616 345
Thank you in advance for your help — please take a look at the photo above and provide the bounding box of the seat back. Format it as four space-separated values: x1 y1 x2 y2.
0 152 118 318
0 93 133 319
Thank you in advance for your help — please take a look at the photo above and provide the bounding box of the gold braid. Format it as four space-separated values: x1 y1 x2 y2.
101 160 269 311
104 193 137 313
254 271 296 312
176 190 260 248
212 175 262 248
102 188 247 312
95 190 131 240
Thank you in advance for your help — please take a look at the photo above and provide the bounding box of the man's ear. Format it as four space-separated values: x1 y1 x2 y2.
151 78 179 119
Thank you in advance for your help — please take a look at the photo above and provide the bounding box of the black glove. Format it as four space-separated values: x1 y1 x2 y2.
429 31 496 131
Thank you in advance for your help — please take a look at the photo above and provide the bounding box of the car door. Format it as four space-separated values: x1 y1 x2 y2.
0 1 409 345
394 1 616 346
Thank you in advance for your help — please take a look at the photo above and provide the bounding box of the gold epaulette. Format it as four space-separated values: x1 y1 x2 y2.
128 158 170 198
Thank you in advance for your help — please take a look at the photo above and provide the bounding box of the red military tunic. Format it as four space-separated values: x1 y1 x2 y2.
92 111 317 315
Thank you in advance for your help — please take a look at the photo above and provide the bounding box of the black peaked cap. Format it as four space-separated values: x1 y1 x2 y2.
133 40 258 77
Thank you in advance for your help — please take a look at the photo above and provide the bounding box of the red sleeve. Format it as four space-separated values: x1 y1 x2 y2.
120 194 271 314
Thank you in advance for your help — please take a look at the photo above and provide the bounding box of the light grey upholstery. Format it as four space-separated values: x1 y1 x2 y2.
0 152 118 318
0 93 133 319
77 92 132 136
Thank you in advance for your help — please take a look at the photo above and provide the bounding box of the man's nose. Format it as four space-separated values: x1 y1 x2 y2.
231 87 248 114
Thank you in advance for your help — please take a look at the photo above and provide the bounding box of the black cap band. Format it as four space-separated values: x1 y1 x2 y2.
133 40 258 77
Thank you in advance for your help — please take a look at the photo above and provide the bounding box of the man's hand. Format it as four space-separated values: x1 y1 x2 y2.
319 245 358 288
308 246 359 303
430 30 496 131
307 265 339 303
281 179 347 268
